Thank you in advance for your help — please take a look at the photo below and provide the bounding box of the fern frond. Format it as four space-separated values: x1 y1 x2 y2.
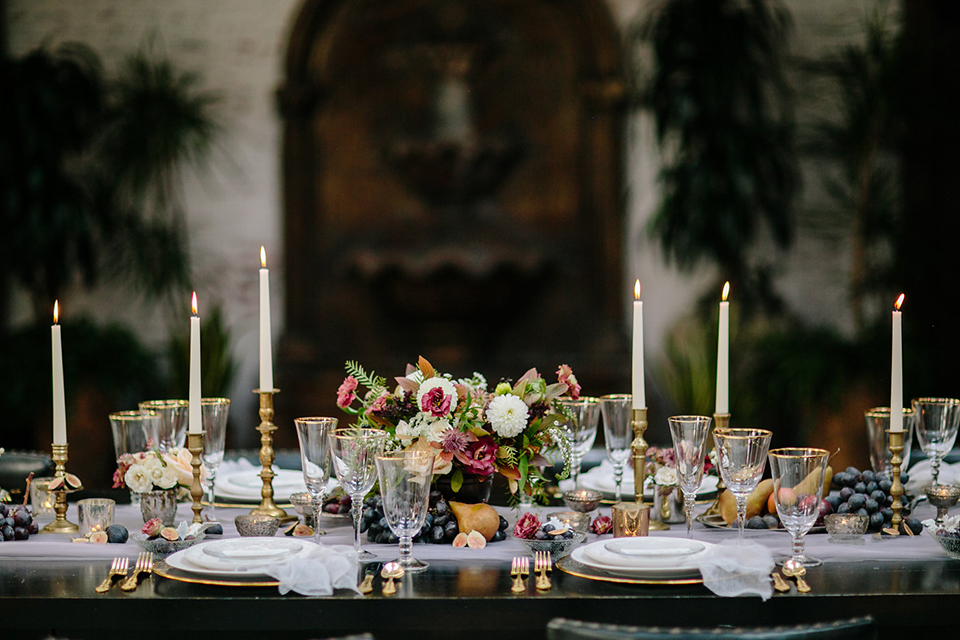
344 360 387 394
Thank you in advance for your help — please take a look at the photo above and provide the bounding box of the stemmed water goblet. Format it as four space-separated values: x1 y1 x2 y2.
109 410 159 504
330 427 387 560
668 415 712 538
295 417 337 545
375 449 434 573
557 397 600 490
713 428 772 543
138 399 189 452
912 398 960 487
199 398 230 522
768 447 830 568
599 395 633 502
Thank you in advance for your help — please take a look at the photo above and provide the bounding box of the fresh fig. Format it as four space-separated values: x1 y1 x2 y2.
292 523 314 537
89 531 109 544
466 530 486 549
141 518 163 538
160 527 180 541
452 532 468 547
105 524 129 544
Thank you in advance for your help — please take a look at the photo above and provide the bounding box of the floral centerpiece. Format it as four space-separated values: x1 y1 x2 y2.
336 356 580 503
113 448 198 495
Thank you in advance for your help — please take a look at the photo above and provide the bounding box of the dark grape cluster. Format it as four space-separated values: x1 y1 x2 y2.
0 503 38 541
323 491 352 515
532 521 577 540
361 491 509 544
827 466 920 533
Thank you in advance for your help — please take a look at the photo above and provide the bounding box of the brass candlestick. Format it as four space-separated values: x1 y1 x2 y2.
41 443 79 534
188 430 205 524
887 428 904 532
250 388 294 521
631 408 667 530
703 412 731 517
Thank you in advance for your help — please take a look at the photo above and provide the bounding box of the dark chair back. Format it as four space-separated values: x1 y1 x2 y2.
547 617 877 640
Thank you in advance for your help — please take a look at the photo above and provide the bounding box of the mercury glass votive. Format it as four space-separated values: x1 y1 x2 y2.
547 511 591 534
77 498 115 537
30 477 56 520
924 484 960 526
825 513 868 545
563 489 603 513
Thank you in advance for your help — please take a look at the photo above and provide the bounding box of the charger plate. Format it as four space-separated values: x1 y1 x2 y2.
153 559 280 587
556 555 703 586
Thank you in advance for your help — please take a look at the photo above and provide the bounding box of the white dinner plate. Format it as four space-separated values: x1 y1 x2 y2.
601 538 707 566
214 469 328 502
572 540 709 579
579 473 719 499
167 538 314 577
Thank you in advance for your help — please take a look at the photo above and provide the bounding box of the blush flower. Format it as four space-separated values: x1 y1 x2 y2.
590 515 613 535
124 463 153 494
556 364 581 400
337 376 359 409
513 512 541 539
455 435 498 476
486 394 529 438
417 377 456 418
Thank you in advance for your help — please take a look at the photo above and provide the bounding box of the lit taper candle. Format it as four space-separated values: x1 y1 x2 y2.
52 301 66 445
715 282 730 415
189 292 202 434
632 280 645 409
259 246 273 391
890 293 905 432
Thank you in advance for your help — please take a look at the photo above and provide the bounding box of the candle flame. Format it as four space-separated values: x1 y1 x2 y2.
634 279 641 300
895 293 905 310
53 300 59 324
191 291 198 316
260 246 266 269
721 281 730 302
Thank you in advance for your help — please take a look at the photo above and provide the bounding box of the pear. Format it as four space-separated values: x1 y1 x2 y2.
793 465 833 499
449 501 499 541
719 489 737 525
746 479 774 519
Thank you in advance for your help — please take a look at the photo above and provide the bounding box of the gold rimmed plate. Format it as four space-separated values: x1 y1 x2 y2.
153 559 280 587
556 556 703 586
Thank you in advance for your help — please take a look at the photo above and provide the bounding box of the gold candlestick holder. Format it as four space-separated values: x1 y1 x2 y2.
702 412 731 517
188 430 205 524
887 428 904 533
250 388 294 521
41 443 79 534
631 408 667 530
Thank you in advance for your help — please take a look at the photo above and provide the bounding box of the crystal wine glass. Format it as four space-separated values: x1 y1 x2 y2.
138 399 189 452
768 447 830 568
668 415 712 538
912 398 960 487
199 397 231 522
864 407 916 475
330 427 387 561
109 410 159 504
295 417 337 545
599 395 634 502
713 428 773 544
375 449 434 573
557 397 600 490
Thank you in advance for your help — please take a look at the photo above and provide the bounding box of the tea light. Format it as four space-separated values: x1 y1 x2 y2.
77 498 115 537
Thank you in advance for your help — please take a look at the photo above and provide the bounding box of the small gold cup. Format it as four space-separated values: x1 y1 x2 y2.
612 501 650 538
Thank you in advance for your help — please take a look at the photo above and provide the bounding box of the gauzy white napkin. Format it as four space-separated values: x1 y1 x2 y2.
905 459 960 495
249 542 359 596
694 540 774 600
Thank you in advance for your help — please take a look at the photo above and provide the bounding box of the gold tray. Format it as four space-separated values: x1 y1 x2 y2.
695 513 826 534
556 556 703 586
153 559 280 587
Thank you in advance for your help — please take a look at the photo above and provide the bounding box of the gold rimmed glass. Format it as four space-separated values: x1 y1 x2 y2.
668 415 712 538
330 427 387 561
376 449 434 573
294 417 337 545
912 398 960 487
713 428 773 543
768 447 830 568
557 397 601 490
599 395 633 502
138 399 189 452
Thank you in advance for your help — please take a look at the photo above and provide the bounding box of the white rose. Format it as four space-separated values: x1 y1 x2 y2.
154 464 179 489
654 466 678 487
124 463 153 493
486 394 529 438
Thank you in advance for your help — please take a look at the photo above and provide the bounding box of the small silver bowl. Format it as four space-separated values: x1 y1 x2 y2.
563 489 603 513
513 531 586 560
289 492 316 528
933 531 960 559
547 511 591 534
825 513 868 544
235 514 280 537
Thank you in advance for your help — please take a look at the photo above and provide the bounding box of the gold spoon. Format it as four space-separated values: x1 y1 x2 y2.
782 561 811 593
381 561 403 596
771 570 791 593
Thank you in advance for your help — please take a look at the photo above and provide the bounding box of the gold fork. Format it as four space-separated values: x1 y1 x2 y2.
120 552 153 592
510 557 525 593
535 551 552 591
95 557 129 594
520 556 530 587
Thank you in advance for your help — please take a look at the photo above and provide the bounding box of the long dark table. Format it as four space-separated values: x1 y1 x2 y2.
3 501 959 640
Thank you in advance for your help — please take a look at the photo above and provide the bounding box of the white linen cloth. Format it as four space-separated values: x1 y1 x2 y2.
694 540 774 600
251 542 360 596
905 459 960 495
